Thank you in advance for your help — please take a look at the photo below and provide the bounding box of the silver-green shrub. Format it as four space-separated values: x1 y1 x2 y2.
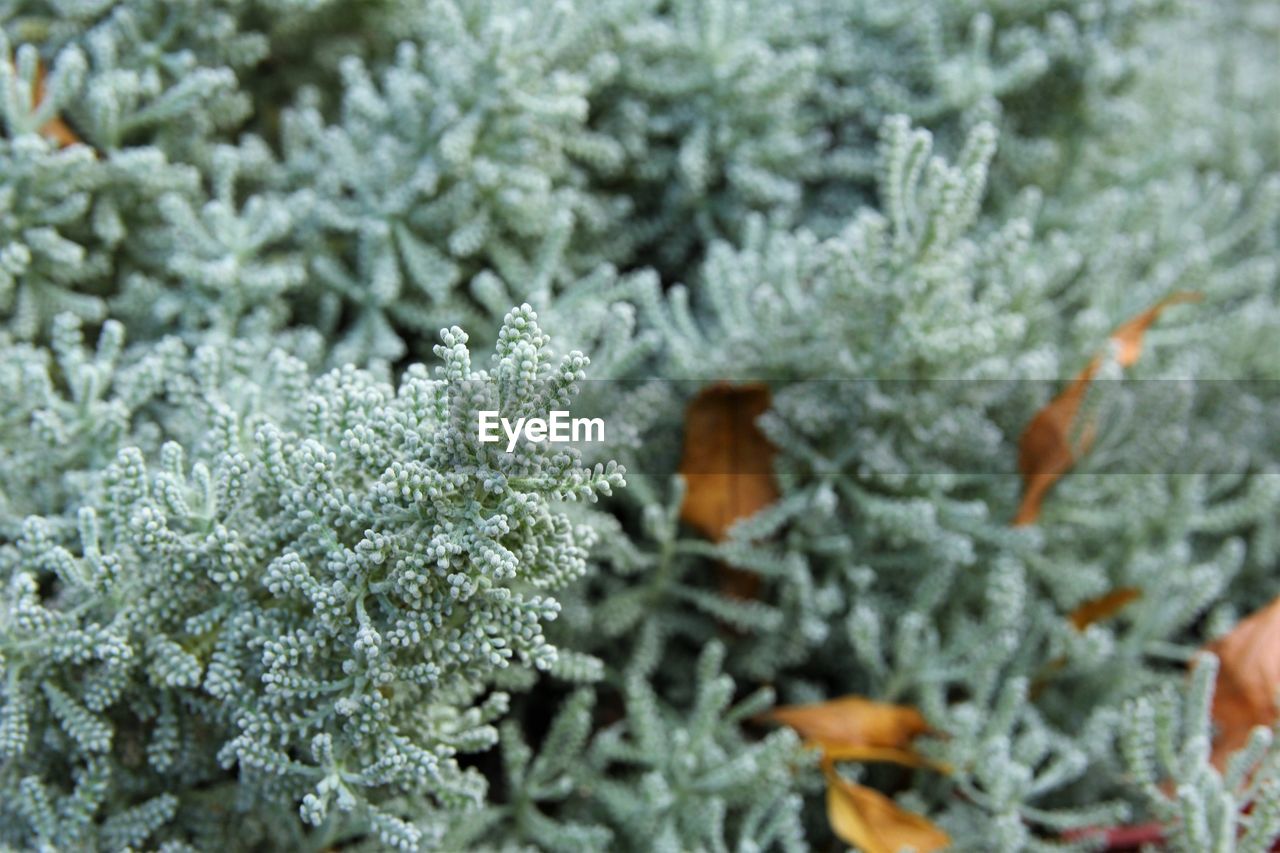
2 0 1279 850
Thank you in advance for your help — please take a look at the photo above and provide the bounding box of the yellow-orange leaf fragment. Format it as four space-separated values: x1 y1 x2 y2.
1203 594 1280 769
679 383 777 541
31 59 80 147
1068 587 1142 631
1014 292 1200 526
826 773 950 853
771 696 929 754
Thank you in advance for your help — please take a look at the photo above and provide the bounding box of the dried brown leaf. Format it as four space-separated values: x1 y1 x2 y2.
1013 361 1099 526
770 696 930 754
1110 291 1202 367
678 383 778 542
1014 292 1199 525
825 773 951 853
31 59 80 147
1069 587 1143 631
1204 594 1280 768
679 383 778 599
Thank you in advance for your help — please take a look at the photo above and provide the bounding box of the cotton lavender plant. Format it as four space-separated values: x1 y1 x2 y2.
2 0 1279 850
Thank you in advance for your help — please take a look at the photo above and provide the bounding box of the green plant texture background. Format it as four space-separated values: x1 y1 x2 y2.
1 0 1279 850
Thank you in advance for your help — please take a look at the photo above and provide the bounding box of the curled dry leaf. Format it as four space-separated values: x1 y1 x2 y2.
1013 364 1098 526
1204 594 1280 768
826 771 951 853
1014 292 1201 525
679 383 778 598
1108 292 1202 367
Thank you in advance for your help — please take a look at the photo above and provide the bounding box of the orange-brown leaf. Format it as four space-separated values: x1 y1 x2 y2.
1030 588 1143 699
31 59 80 147
1014 293 1199 525
679 383 777 542
826 774 950 853
1013 361 1099 526
1069 587 1143 631
770 696 930 753
1110 291 1202 367
1204 594 1280 768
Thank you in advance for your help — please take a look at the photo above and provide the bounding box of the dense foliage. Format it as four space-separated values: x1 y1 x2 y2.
1 0 1278 850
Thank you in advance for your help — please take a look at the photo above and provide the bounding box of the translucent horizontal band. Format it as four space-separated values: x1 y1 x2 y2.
421 378 1280 476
